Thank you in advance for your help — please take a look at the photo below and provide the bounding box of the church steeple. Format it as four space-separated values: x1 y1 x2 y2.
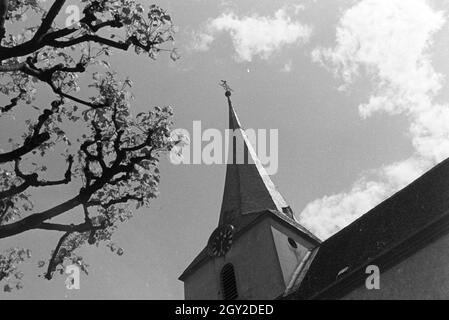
219 88 293 227
179 86 320 300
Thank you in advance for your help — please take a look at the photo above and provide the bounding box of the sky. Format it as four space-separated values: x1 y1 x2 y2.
2 0 449 299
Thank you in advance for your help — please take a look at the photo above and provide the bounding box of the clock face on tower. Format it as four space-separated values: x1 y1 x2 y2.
207 224 235 257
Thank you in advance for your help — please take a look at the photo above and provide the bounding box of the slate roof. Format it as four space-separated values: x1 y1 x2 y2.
286 157 449 299
219 94 292 224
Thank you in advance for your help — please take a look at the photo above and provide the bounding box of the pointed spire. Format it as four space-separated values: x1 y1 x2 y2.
219 88 293 227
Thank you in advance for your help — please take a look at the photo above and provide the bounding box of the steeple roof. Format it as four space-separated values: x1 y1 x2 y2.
218 91 293 226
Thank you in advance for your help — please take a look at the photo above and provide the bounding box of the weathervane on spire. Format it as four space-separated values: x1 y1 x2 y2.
219 80 233 97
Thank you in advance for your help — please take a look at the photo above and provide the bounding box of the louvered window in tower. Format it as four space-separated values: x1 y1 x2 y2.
220 263 238 300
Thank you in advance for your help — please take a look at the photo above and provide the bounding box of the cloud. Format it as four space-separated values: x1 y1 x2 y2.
300 0 447 240
191 32 215 52
192 7 312 62
301 157 430 240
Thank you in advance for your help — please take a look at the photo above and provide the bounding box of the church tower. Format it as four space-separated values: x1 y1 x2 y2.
179 89 321 300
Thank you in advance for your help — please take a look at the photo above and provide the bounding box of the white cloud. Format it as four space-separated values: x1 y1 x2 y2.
191 32 214 52
192 7 312 62
301 157 431 240
300 0 447 240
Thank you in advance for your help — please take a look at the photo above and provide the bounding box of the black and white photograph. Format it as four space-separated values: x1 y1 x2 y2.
1 0 449 307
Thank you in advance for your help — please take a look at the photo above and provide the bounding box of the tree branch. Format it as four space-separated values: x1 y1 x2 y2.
0 88 26 114
0 104 161 239
0 194 83 239
0 132 50 163
37 221 104 233
17 59 106 109
44 230 70 280
33 0 67 42
88 195 143 209
0 155 73 200
48 34 132 50
0 100 62 164
43 220 107 280
0 0 8 42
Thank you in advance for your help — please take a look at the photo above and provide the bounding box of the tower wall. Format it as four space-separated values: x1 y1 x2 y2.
183 259 219 300
270 220 317 287
183 216 318 300
184 217 285 300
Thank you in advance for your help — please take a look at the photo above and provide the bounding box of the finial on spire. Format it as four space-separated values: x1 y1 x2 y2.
219 80 233 97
